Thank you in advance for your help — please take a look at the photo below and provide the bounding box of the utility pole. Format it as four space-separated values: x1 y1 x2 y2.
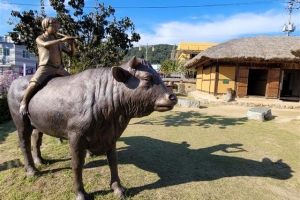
282 0 299 36
139 44 155 61
170 44 177 60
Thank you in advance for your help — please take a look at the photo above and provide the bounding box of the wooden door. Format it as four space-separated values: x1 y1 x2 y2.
237 66 249 97
266 68 280 98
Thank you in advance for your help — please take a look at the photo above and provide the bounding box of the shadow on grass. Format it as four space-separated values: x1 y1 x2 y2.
114 136 293 197
0 120 16 143
0 157 72 173
42 158 71 165
131 111 247 128
0 159 22 171
84 159 107 169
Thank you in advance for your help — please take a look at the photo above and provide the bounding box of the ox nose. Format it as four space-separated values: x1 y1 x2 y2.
169 93 178 104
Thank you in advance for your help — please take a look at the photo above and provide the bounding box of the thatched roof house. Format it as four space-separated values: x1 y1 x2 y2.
185 36 300 68
184 36 300 101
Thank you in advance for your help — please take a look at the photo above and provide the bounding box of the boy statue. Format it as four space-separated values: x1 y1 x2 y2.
19 17 76 115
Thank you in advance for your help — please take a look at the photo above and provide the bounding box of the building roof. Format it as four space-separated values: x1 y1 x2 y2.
185 36 300 68
177 42 218 51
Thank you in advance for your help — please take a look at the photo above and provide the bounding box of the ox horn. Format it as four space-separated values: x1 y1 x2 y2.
128 56 139 69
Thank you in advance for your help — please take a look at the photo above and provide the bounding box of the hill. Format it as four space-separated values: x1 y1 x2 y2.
123 44 175 64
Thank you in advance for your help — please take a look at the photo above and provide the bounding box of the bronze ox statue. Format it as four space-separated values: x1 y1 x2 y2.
7 57 177 200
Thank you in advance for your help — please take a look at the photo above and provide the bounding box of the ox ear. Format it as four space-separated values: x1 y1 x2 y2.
128 56 139 69
112 66 131 82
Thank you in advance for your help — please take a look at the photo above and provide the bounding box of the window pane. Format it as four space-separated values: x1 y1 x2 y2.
23 50 30 58
4 48 10 56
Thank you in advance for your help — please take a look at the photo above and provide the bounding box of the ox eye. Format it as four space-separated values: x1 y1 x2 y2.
143 75 153 81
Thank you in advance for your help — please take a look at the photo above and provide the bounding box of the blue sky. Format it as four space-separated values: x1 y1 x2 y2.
1 0 299 46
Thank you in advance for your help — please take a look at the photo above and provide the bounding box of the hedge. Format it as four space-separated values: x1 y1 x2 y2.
0 70 19 124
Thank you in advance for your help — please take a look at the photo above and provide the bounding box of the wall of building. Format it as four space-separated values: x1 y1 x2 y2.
177 53 191 62
282 64 300 97
196 66 203 90
202 67 211 92
217 66 236 94
195 65 217 94
194 63 285 99
14 45 37 69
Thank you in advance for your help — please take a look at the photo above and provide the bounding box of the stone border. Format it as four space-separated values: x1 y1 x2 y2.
197 99 299 109
188 91 300 109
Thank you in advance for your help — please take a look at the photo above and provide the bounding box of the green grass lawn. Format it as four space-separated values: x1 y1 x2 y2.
0 106 299 200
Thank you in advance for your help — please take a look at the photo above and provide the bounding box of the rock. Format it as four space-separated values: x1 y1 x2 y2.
177 84 185 94
222 94 231 102
247 107 272 122
222 88 234 102
177 99 200 108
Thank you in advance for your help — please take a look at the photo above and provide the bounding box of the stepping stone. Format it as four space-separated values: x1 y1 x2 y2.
247 107 272 122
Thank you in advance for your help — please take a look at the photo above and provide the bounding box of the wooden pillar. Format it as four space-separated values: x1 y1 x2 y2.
214 64 219 96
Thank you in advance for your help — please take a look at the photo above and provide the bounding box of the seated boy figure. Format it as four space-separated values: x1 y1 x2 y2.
19 17 76 115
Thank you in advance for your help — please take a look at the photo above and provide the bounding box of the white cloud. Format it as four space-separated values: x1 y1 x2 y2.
134 10 298 46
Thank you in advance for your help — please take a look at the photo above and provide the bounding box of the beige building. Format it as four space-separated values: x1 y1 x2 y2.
176 42 218 63
165 42 218 80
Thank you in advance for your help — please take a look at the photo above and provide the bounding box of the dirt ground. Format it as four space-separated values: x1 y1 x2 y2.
173 105 300 123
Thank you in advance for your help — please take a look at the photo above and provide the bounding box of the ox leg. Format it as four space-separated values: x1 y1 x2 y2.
107 144 125 198
31 129 44 165
69 135 91 200
18 127 39 177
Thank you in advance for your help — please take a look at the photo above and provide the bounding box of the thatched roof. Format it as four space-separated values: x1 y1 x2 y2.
185 36 300 68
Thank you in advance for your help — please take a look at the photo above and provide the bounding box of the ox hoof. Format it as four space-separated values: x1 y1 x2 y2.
76 191 92 200
111 182 125 199
114 189 125 199
26 167 39 177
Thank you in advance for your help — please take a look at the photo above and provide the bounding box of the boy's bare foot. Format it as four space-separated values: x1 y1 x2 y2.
19 102 29 115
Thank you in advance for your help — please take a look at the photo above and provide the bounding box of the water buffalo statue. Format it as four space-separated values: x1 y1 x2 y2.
7 56 177 200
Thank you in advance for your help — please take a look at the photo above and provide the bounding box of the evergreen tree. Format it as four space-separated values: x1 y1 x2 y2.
123 44 175 64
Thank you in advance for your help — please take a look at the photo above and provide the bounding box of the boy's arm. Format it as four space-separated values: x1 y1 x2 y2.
62 40 76 56
36 36 75 49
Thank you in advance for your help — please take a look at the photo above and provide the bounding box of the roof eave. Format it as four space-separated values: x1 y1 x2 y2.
185 57 300 68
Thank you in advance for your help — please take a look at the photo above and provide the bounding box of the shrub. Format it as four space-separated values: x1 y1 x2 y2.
0 70 19 123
